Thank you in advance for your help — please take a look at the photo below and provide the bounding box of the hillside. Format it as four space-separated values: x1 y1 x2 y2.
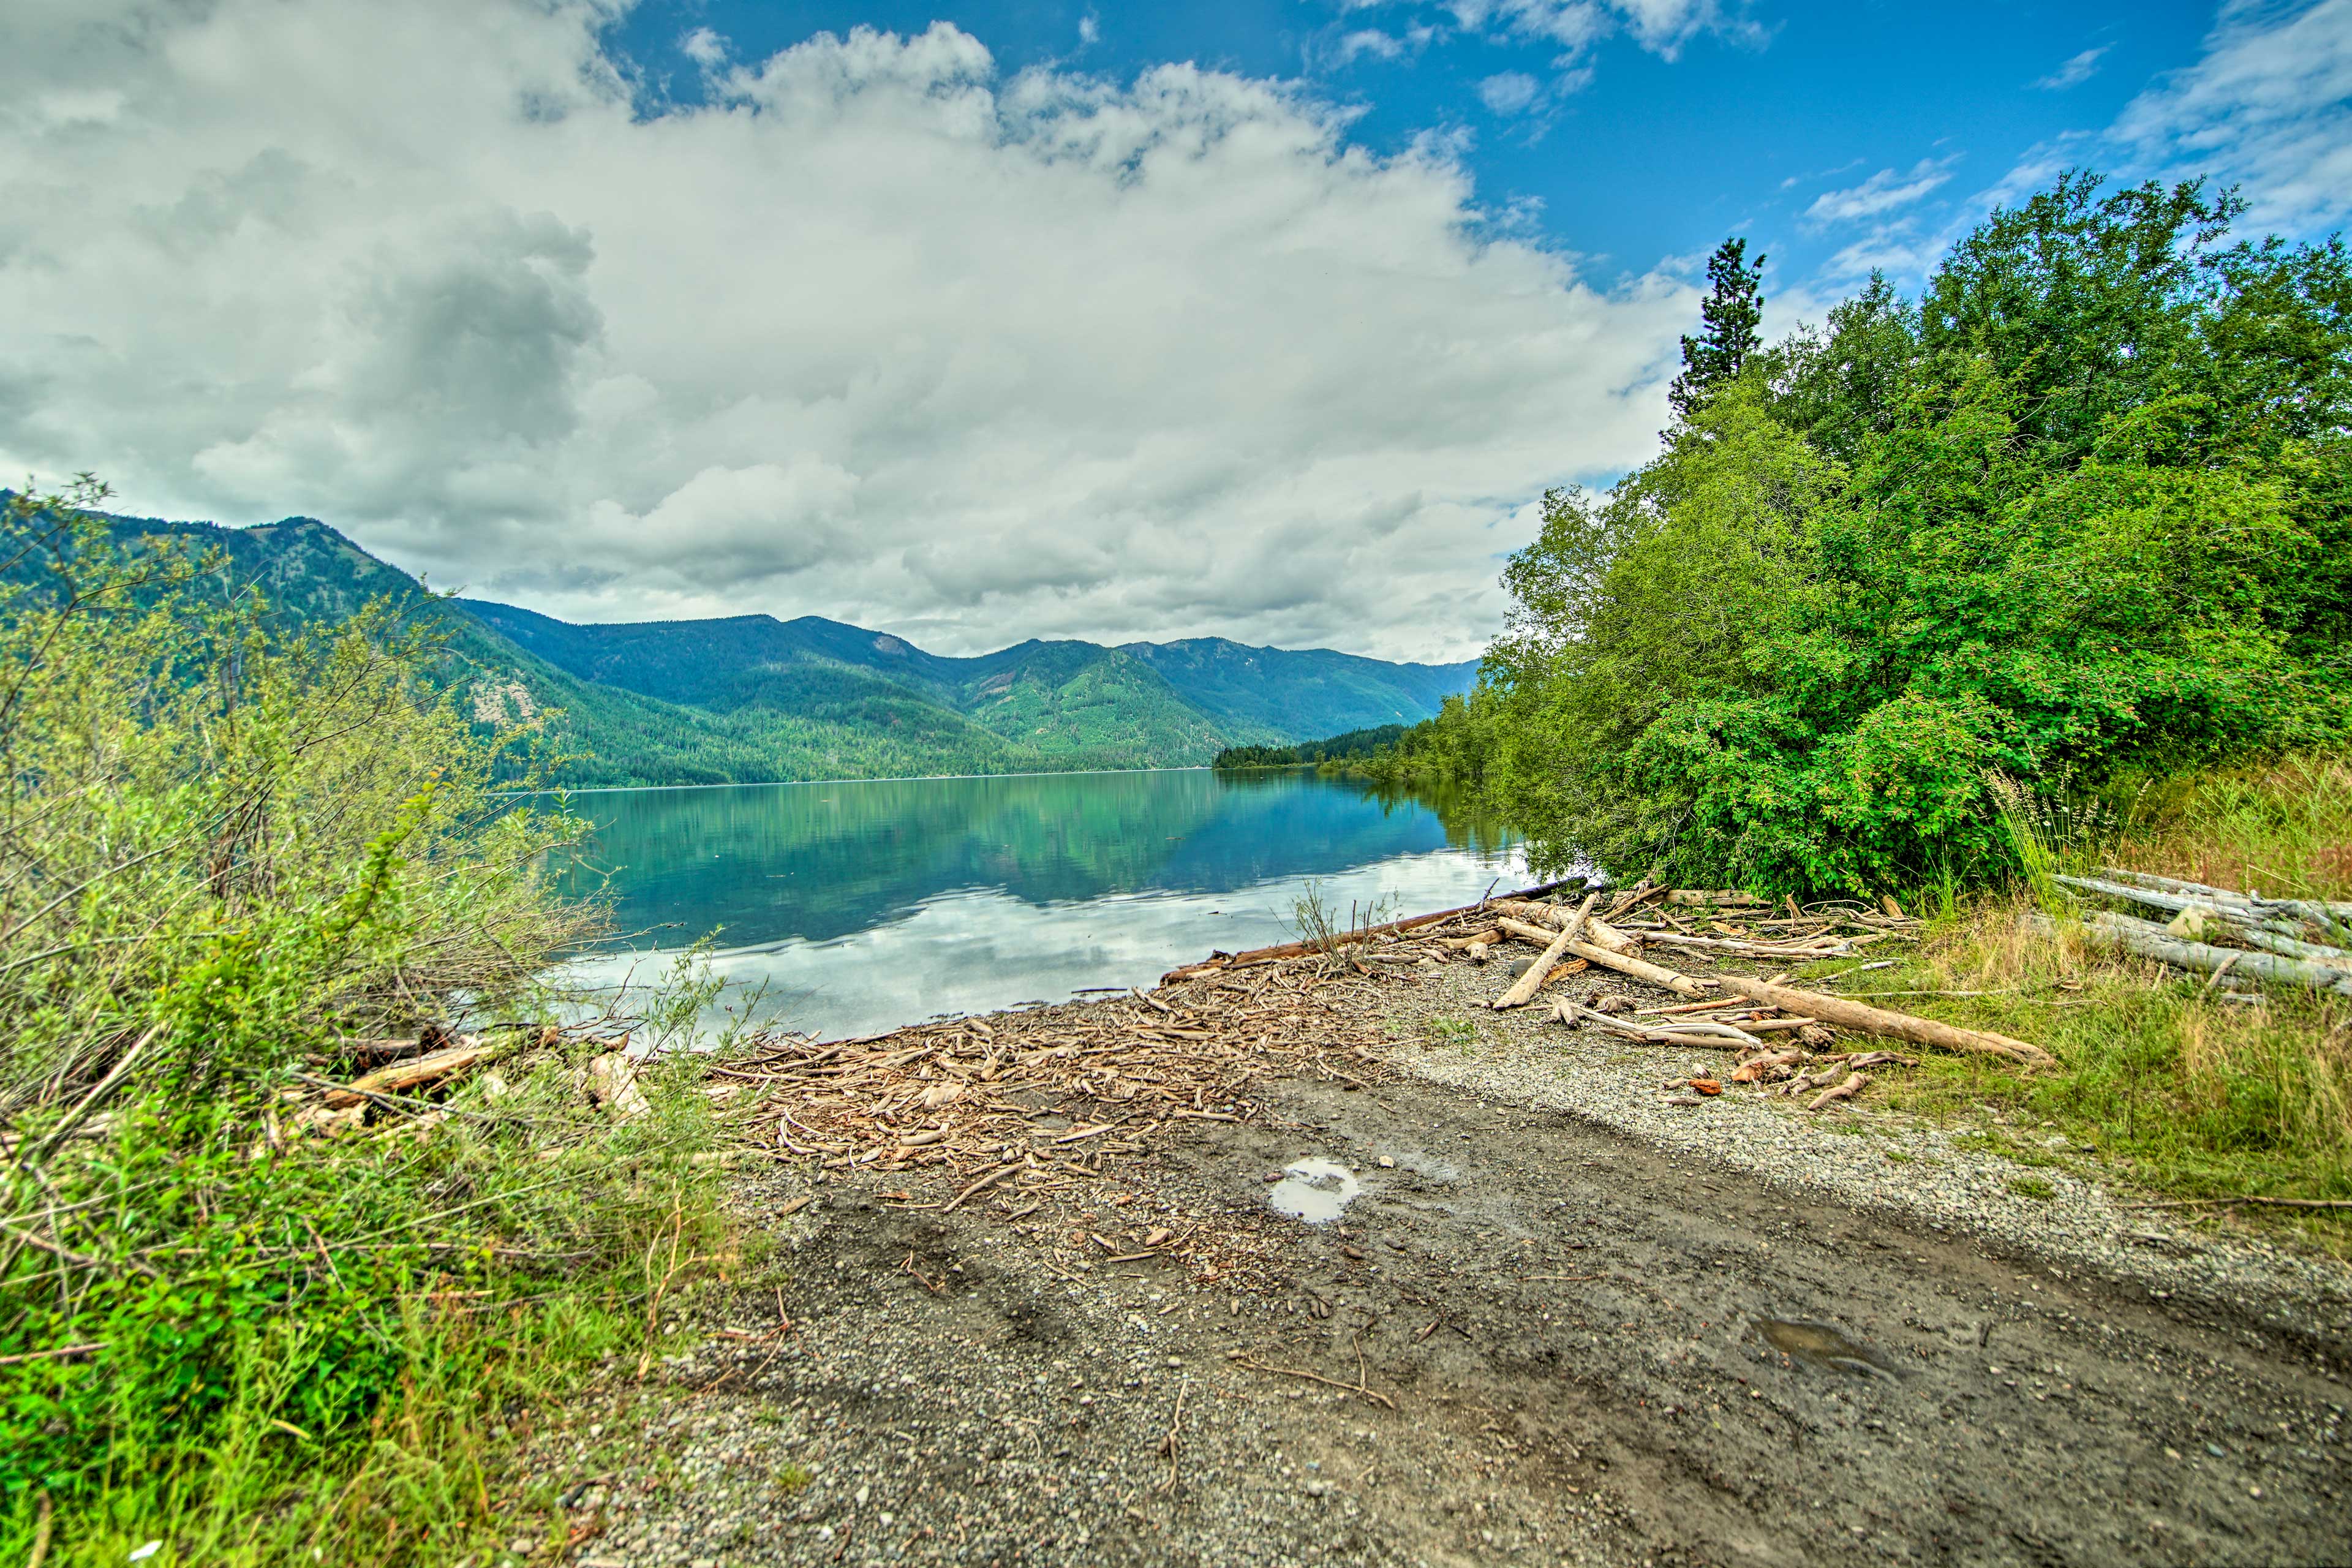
35 507 1472 786
1121 636 1479 737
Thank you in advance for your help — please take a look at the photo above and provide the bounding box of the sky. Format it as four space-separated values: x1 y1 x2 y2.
3 1 2348 660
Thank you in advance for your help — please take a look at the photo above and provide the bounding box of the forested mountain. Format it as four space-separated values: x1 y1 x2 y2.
34 507 1472 787
1119 638 1479 737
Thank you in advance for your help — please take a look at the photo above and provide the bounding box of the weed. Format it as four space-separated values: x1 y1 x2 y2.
1429 1017 1478 1056
2009 1176 2057 1201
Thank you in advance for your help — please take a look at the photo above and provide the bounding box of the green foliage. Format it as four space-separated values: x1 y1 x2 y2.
1668 236 1767 423
1474 168 2352 895
1212 724 1409 769
0 484 729 1562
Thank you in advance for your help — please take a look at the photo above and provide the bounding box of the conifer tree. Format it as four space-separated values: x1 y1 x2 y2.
1668 237 1766 422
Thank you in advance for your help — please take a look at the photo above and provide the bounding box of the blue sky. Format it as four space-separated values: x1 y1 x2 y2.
6 1 2348 657
605 1 2226 292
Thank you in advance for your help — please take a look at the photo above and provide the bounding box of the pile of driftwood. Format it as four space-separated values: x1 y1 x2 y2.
1156 878 2053 1115
273 1020 652 1141
2052 869 2352 999
726 971 1393 1289
1436 881 2053 1110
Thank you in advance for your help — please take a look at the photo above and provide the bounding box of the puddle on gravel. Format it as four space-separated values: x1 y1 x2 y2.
1758 1318 1905 1379
1268 1159 1361 1223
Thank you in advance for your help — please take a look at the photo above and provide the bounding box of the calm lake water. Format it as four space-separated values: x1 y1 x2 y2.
555 768 1523 1039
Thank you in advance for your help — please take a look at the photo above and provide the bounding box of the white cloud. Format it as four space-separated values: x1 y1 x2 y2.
1077 13 1100 47
1444 0 1758 63
2034 45 2108 89
0 1 1695 662
1804 157 1959 225
678 26 726 69
2109 0 2352 233
1477 70 1542 113
1333 28 1409 63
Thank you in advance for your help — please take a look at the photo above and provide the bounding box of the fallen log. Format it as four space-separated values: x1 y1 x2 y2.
1714 977 2054 1066
323 1038 491 1108
2090 867 2352 926
1487 899 1634 951
1494 893 1599 1009
1496 918 1715 998
1555 1001 1757 1049
1663 889 1765 907
2067 911 2352 998
2054 874 2330 944
1635 929 1855 960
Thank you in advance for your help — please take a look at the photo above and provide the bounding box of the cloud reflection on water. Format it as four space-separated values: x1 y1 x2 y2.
559 771 1523 1039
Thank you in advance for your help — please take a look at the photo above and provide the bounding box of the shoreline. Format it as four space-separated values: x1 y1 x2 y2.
517 907 2351 1566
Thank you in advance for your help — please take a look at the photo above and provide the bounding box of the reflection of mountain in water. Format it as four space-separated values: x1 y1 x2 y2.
557 769 1515 949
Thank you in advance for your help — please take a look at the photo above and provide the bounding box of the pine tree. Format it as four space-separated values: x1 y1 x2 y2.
1668 237 1766 422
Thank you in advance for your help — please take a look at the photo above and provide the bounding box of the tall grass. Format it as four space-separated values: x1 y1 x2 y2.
1852 752 2352 1246
0 484 739 1564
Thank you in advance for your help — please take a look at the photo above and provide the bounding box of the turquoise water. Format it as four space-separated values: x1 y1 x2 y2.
555 768 1521 1039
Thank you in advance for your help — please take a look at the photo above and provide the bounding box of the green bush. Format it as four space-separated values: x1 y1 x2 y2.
1473 171 2351 894
0 483 728 1563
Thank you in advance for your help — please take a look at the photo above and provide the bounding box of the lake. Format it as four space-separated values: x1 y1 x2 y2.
555 767 1523 1039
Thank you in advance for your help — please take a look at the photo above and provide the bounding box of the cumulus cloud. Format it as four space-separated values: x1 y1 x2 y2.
0 0 1695 661
1477 71 1543 113
679 26 726 69
2110 0 2352 233
2034 45 2108 89
1804 157 1959 225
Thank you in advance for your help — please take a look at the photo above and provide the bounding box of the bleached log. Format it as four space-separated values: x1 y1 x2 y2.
1714 978 2054 1066
1493 893 1599 1009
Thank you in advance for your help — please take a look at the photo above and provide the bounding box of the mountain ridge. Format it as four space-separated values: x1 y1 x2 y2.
35 503 1478 785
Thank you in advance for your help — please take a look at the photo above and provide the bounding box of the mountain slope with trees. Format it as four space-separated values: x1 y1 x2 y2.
24 509 1471 786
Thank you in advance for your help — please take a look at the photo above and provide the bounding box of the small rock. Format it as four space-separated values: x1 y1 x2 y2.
2207 1443 2226 1458
1376 1155 1395 1169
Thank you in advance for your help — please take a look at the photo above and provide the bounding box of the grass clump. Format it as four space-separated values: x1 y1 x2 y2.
0 483 739 1564
1832 750 2352 1248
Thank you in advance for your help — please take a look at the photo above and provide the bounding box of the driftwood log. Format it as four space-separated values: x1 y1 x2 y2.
1714 977 2053 1066
1806 1072 1867 1111
1493 892 1599 1009
2088 867 2352 929
1497 917 1716 999
1555 1001 1755 1049
323 1038 492 1108
2068 911 2352 998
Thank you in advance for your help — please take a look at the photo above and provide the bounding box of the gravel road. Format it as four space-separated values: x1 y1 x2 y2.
516 959 2351 1568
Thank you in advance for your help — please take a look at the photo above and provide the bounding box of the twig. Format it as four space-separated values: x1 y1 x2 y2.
1228 1350 1396 1410
0 1341 102 1367
1158 1378 1188 1493
32 1022 163 1158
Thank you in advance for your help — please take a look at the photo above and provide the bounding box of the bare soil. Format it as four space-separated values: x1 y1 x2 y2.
543 963 2351 1568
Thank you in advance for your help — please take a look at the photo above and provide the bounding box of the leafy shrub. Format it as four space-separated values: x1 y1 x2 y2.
0 484 726 1561
1472 172 2351 895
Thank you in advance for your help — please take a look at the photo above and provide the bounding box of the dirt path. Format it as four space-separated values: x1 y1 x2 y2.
541 963 2351 1568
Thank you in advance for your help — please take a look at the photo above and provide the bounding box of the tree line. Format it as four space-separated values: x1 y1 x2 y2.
1331 170 2350 894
